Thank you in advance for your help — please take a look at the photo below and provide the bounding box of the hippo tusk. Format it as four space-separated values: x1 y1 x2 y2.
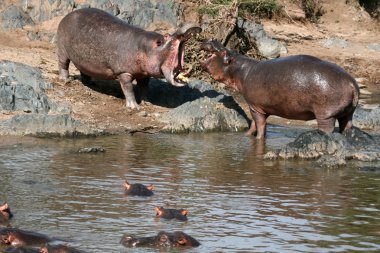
162 67 187 87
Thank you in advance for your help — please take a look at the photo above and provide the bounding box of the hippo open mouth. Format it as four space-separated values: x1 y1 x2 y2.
199 39 225 69
161 24 202 87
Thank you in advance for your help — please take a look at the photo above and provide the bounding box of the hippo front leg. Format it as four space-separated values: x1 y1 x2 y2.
119 73 139 109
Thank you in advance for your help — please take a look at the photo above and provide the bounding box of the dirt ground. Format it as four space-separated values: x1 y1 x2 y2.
0 1 379 133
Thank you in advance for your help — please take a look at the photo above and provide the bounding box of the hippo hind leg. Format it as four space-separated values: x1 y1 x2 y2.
57 52 73 83
316 117 336 134
248 110 268 139
338 112 353 133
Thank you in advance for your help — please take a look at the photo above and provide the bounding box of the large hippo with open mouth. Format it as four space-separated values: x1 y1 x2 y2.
200 40 360 139
56 8 201 109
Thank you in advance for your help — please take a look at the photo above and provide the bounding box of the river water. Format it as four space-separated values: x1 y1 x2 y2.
0 126 379 253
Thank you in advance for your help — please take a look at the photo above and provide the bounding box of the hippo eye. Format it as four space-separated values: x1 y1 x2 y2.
156 39 163 47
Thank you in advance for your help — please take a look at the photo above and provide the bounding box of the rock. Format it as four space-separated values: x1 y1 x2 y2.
264 128 380 167
0 114 93 137
0 60 52 91
78 146 105 153
236 18 287 58
367 43 380 52
0 5 34 30
22 0 75 22
354 106 380 131
137 110 148 117
0 61 95 136
0 77 50 113
27 31 56 43
154 80 249 133
321 38 351 48
20 0 179 29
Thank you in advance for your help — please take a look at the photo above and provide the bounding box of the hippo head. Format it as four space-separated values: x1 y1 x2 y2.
146 24 201 87
172 231 200 247
200 39 238 87
154 207 188 219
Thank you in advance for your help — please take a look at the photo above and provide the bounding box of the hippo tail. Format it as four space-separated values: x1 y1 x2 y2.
350 79 360 109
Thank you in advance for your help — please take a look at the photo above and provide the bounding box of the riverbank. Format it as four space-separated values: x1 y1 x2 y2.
0 0 379 137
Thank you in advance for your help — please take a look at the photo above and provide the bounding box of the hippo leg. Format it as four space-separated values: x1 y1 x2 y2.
136 77 150 104
58 50 72 83
251 110 268 139
338 113 353 133
245 108 257 136
316 117 336 133
119 73 139 109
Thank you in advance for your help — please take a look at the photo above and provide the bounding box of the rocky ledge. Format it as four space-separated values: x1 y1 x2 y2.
0 60 249 136
265 127 380 167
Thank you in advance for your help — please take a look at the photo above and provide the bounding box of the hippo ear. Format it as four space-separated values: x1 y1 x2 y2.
181 209 189 216
154 206 163 216
147 184 154 191
124 180 130 190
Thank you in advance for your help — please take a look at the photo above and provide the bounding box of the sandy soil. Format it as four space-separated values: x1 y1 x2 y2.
0 0 379 133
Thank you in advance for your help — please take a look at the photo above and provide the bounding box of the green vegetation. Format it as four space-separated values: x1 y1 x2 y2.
349 0 380 20
301 0 324 23
197 0 282 19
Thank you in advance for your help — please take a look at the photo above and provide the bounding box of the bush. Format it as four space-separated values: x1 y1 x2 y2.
196 0 282 19
301 0 324 23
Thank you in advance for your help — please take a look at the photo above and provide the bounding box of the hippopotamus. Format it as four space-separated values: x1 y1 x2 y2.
0 203 13 223
2 246 40 253
124 180 154 196
120 231 200 248
200 40 360 139
0 228 52 247
154 207 188 221
39 244 87 253
57 8 201 109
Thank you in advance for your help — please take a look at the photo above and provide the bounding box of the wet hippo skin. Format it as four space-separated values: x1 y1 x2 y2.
120 231 200 248
124 180 154 196
201 40 360 139
154 206 188 221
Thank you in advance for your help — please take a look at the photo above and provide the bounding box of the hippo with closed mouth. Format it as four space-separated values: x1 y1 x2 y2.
154 206 188 221
120 231 200 248
56 8 201 109
0 228 52 247
200 40 360 139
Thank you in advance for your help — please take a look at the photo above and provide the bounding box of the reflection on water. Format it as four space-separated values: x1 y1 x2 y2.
0 128 379 253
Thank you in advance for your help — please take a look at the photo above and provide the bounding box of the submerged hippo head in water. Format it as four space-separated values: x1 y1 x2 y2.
124 180 154 196
0 203 13 223
56 8 202 109
40 243 87 253
200 40 360 139
0 228 52 247
154 206 188 221
120 231 200 248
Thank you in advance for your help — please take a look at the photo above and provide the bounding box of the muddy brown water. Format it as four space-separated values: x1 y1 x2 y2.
0 126 379 253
